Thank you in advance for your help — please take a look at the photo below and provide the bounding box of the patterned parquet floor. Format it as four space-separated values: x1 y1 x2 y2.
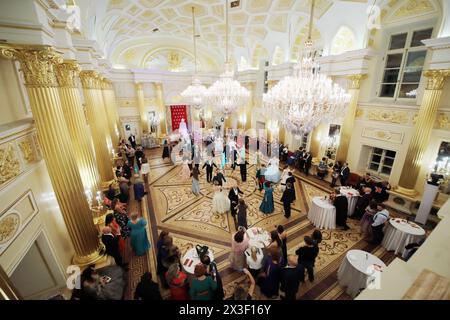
124 147 402 300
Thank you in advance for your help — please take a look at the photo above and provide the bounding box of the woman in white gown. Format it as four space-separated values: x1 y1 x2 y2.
212 182 230 214
180 159 191 181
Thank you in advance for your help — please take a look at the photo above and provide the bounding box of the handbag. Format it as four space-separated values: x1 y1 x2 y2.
195 244 209 261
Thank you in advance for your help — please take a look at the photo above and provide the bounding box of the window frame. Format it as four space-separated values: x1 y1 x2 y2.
366 147 397 178
377 25 434 102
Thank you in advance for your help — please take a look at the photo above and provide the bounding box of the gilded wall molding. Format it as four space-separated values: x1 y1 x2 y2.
435 113 450 130
0 130 42 189
367 109 409 124
0 190 39 255
0 144 20 186
361 127 404 144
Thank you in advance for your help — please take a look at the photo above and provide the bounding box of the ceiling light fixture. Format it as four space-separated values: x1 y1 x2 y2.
263 0 351 138
180 6 207 109
205 0 249 116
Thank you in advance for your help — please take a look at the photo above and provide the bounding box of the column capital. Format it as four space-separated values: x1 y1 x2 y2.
0 45 62 86
423 69 450 90
79 70 100 89
135 82 143 91
55 60 80 88
346 74 367 89
153 82 163 90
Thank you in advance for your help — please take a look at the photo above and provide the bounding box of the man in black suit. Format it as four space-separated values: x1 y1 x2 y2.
228 184 243 226
128 134 137 149
333 188 350 230
280 255 301 300
297 147 306 170
304 152 312 175
212 169 227 186
202 157 217 183
286 172 296 196
101 226 127 269
351 187 372 220
296 236 319 282
340 162 350 186
238 156 249 182
281 182 295 218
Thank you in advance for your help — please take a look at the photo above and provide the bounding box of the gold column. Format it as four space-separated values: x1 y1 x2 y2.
397 69 450 196
310 123 329 159
335 74 366 163
0 265 21 300
0 46 104 266
55 60 101 196
244 82 255 130
80 70 115 187
153 82 167 135
135 82 150 134
108 82 125 139
101 78 120 148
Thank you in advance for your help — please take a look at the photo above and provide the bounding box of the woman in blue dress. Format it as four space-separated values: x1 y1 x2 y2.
127 212 150 256
259 181 275 214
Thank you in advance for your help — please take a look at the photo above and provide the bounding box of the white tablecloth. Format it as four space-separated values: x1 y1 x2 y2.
308 197 336 229
246 227 271 249
382 218 425 257
181 247 215 275
340 187 360 216
337 249 386 298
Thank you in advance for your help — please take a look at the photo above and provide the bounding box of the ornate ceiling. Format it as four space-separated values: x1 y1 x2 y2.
76 0 443 71
99 0 332 70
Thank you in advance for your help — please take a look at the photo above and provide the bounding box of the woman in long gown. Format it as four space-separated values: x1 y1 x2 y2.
236 198 248 229
127 212 150 256
162 139 170 159
230 228 249 272
257 249 282 299
180 159 191 181
191 167 201 196
260 181 275 214
212 182 230 214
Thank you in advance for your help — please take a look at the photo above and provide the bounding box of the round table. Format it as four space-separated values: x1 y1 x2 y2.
307 196 336 229
337 249 386 298
246 227 271 249
181 247 215 275
382 218 425 258
339 187 360 216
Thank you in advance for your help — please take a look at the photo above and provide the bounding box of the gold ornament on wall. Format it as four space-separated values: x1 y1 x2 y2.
367 109 409 124
0 213 20 245
0 144 21 186
355 108 363 118
18 139 35 164
167 51 181 71
435 113 450 130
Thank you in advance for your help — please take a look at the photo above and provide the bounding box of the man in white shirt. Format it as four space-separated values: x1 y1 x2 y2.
370 203 390 244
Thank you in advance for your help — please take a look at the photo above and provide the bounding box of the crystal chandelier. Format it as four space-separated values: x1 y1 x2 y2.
180 6 207 109
263 0 350 138
206 0 249 116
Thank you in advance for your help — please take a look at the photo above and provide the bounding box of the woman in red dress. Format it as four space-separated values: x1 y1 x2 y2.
165 263 189 300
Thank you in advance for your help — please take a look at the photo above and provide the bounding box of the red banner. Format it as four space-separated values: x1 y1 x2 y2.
170 105 188 131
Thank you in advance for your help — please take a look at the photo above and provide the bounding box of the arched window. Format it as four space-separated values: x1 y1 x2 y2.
330 26 356 55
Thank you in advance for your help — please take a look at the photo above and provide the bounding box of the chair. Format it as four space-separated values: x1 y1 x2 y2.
348 172 361 187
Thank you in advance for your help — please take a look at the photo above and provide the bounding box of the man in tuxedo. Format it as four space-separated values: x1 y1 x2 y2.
212 169 227 186
333 188 350 230
304 152 312 175
280 255 301 300
128 134 137 149
202 156 217 183
281 182 296 218
297 147 306 170
286 172 296 197
228 184 243 224
101 226 127 269
351 187 372 220
340 162 350 186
